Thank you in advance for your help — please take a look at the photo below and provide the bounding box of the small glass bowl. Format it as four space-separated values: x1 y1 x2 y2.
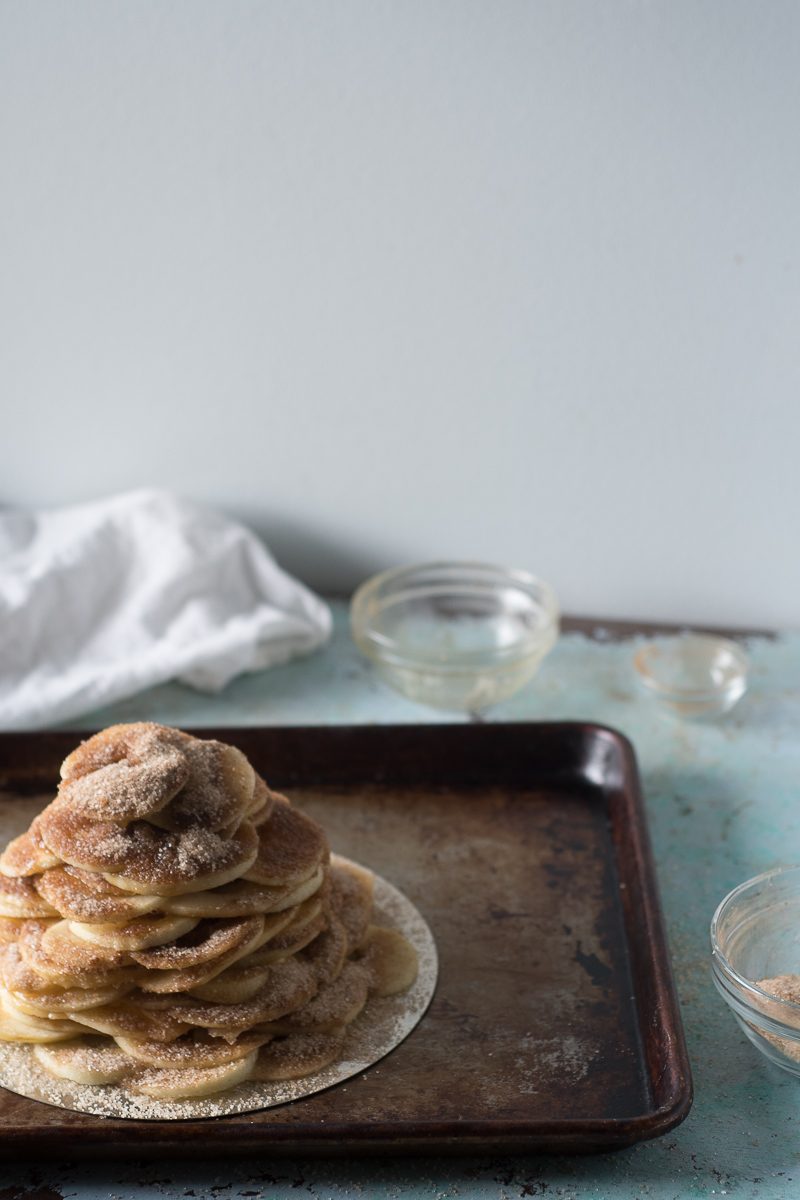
633 633 748 718
711 867 800 1076
350 561 559 712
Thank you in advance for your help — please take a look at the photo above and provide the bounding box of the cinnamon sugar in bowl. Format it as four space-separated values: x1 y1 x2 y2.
711 866 800 1076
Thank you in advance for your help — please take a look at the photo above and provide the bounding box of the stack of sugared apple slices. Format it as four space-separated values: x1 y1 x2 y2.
0 724 417 1100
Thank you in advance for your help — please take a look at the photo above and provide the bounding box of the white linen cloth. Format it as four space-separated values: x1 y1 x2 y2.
0 489 332 729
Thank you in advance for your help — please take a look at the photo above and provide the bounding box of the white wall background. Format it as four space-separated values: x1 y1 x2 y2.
1 1 799 627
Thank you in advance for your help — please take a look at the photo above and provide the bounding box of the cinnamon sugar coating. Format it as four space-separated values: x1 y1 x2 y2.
0 724 418 1101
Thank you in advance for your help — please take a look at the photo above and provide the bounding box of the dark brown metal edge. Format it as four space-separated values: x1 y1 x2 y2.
560 614 774 642
0 1124 678 1158
0 723 693 1154
579 725 693 1140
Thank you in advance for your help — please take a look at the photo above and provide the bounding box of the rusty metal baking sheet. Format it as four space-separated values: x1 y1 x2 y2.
0 723 691 1156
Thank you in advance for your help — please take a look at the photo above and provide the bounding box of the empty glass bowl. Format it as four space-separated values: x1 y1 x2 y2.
711 867 800 1076
633 634 748 718
350 561 559 712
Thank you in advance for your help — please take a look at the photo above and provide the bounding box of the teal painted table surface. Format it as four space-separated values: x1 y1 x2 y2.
5 605 800 1200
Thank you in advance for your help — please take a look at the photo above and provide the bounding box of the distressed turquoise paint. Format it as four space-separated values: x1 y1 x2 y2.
6 604 800 1200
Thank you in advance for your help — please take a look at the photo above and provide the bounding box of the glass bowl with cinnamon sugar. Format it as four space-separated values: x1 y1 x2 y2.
712 866 800 1076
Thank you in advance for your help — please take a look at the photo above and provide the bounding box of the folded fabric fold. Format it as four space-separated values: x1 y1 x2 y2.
0 489 332 729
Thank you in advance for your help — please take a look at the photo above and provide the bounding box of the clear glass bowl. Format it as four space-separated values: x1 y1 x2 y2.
711 866 800 1076
633 634 748 718
350 561 559 712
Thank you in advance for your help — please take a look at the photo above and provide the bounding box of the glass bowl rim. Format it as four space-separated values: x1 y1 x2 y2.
350 559 560 671
633 634 749 701
710 864 800 1019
